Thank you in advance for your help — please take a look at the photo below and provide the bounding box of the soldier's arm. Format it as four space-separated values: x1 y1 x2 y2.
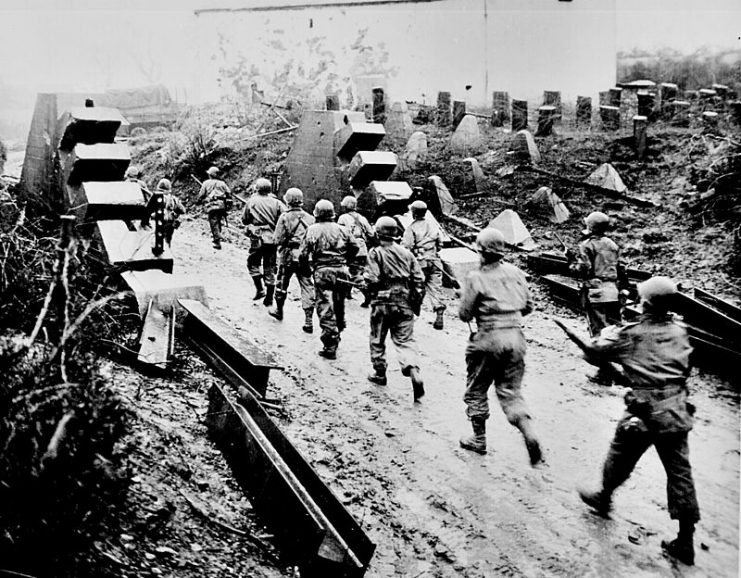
197 182 208 202
410 255 425 293
274 214 287 246
401 226 413 249
458 274 479 322
344 229 360 261
522 277 534 316
241 201 252 226
298 231 312 270
363 249 381 290
582 326 632 366
570 242 592 277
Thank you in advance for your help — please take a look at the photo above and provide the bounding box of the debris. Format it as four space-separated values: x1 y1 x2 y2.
488 209 537 250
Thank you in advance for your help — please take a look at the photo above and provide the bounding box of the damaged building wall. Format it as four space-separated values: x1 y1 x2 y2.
193 0 616 107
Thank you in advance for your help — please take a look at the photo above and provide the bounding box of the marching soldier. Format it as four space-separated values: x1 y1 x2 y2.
242 177 286 306
577 276 699 567
125 165 150 199
337 195 375 304
299 200 358 359
196 166 232 250
156 178 185 246
458 228 543 467
268 188 316 334
402 200 446 330
364 216 426 402
567 210 626 384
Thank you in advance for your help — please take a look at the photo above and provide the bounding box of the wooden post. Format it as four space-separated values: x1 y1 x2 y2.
730 101 741 126
151 191 165 256
437 91 452 127
660 82 679 120
326 95 340 111
372 87 386 124
702 111 719 134
576 96 592 128
633 115 648 160
536 106 556 137
491 91 510 127
669 101 691 127
452 100 466 129
637 91 655 119
599 105 620 130
543 91 562 122
598 91 610 106
712 84 729 100
608 87 623 108
511 99 528 131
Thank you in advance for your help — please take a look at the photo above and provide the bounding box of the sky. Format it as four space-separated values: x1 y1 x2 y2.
0 0 739 102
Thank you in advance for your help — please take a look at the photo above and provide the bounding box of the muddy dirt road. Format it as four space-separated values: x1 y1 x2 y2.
170 216 739 578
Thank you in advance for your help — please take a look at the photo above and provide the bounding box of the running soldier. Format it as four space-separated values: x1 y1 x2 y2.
458 228 543 466
567 210 627 384
337 195 375 304
156 178 185 246
242 178 286 306
268 187 315 334
577 276 699 566
196 166 232 250
364 216 426 401
402 200 446 330
299 200 358 360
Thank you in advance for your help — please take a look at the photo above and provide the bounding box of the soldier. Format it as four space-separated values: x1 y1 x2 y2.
299 199 358 360
337 195 375 304
402 200 446 330
567 211 626 384
156 178 185 246
577 276 699 567
196 166 232 250
242 177 286 306
125 165 151 200
268 187 315 334
458 228 543 467
364 216 426 401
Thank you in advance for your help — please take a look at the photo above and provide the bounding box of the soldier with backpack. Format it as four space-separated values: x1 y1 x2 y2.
337 195 375 304
196 166 232 250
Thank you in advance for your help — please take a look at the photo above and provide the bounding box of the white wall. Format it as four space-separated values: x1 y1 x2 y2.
194 0 616 107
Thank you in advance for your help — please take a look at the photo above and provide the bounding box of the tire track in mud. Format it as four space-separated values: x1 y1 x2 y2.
173 221 739 577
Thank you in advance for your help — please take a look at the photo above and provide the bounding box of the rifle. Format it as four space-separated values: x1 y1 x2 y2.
553 232 570 259
552 317 627 385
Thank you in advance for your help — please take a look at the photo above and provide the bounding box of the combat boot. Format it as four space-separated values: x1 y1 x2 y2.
302 309 313 334
268 299 284 321
433 308 445 330
409 367 425 401
318 347 337 360
459 417 487 454
263 284 275 307
661 519 696 565
367 369 387 386
252 276 265 300
515 417 544 466
578 488 612 518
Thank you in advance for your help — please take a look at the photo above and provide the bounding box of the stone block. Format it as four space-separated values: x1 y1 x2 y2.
439 247 479 285
326 95 340 110
449 115 483 154
346 151 398 189
68 180 147 222
437 91 452 127
64 143 131 185
599 105 620 130
357 180 412 219
384 102 414 141
334 122 386 161
608 87 623 107
536 106 556 137
58 106 128 151
543 91 562 120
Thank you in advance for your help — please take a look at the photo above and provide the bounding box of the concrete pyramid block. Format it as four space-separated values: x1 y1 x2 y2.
402 131 428 170
384 102 414 141
463 157 487 192
346 151 398 189
526 186 570 224
488 209 537 250
585 163 627 193
512 130 540 163
334 121 386 161
449 115 483 153
428 175 456 216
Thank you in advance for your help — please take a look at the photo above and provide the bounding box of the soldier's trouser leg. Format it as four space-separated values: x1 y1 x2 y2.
585 299 620 337
389 306 419 375
273 258 290 306
297 272 315 312
463 351 496 421
369 306 390 375
262 244 277 286
601 418 653 495
654 433 700 522
424 263 446 312
247 244 263 278
333 288 346 332
314 270 339 350
207 212 223 244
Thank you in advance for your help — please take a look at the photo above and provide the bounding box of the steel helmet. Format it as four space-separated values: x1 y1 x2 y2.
340 195 357 210
313 199 335 220
255 177 272 193
476 227 506 256
410 200 427 218
284 187 304 207
124 166 141 179
375 216 400 239
637 276 678 309
584 211 610 234
206 166 220 177
156 178 172 192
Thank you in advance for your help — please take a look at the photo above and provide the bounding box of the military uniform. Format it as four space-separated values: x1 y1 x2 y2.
364 242 425 379
299 221 358 356
402 217 446 316
198 178 231 248
570 234 621 336
338 210 375 289
582 313 700 525
162 193 185 246
242 193 286 288
459 260 535 426
274 207 315 316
